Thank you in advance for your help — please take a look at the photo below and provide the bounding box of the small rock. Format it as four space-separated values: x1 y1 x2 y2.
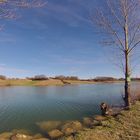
10 133 32 140
0 132 13 139
33 133 43 139
92 120 102 126
62 121 82 131
83 117 93 127
12 129 31 135
62 127 74 136
61 121 82 136
32 133 50 140
48 129 63 139
94 115 107 121
36 121 62 132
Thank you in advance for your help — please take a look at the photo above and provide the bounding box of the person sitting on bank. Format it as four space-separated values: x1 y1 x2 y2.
100 102 112 116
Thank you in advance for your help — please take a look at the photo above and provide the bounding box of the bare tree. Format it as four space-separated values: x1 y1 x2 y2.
92 0 140 107
0 0 47 20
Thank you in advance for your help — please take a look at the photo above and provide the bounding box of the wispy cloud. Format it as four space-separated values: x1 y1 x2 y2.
0 37 16 43
33 0 92 28
48 1 91 25
46 53 105 65
0 66 29 73
9 0 94 31
0 33 16 43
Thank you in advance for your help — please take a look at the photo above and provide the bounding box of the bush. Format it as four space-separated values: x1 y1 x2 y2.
27 75 48 81
0 75 6 80
54 75 79 80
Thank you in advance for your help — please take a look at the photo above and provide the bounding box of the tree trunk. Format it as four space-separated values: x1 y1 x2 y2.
124 18 131 107
124 51 131 107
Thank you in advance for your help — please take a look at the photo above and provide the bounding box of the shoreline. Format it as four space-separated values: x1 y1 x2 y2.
0 79 126 87
0 101 139 140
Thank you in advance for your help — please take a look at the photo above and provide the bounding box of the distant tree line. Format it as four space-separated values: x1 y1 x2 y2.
1 74 140 81
93 77 117 82
26 75 79 81
54 75 79 80
91 77 140 82
26 75 48 81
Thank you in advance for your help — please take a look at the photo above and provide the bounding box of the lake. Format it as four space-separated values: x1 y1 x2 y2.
0 82 139 134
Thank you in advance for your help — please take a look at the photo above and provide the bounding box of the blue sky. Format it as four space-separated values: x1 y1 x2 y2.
0 0 140 78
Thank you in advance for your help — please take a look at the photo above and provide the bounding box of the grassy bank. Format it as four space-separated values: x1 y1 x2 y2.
0 79 124 87
0 79 96 86
71 101 140 140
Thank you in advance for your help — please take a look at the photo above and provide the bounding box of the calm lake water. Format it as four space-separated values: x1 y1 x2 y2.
0 82 139 134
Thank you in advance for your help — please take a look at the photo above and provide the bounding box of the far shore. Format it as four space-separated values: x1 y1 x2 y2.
0 79 127 87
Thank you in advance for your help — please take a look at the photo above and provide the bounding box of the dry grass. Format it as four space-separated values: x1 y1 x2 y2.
33 79 64 86
64 80 95 84
0 79 36 86
0 79 64 86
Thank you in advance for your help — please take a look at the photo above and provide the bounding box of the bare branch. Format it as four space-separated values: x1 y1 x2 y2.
129 40 140 53
0 0 47 19
129 24 140 47
93 8 125 52
6 0 47 8
107 0 124 28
